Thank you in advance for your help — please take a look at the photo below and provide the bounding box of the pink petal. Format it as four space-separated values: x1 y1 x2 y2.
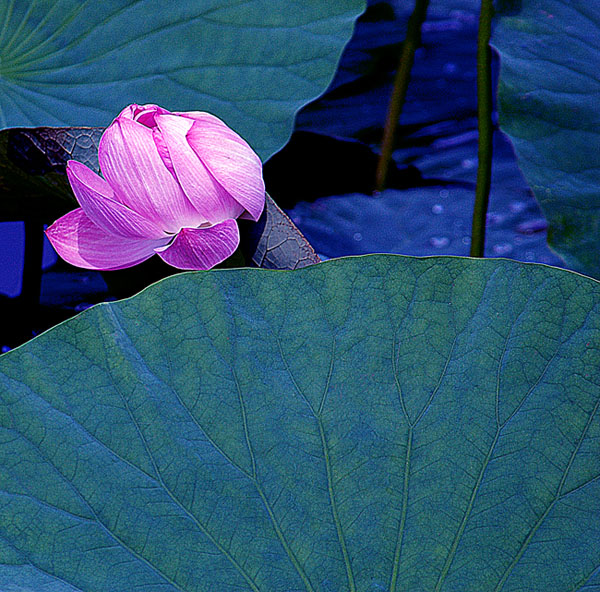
156 219 239 270
116 103 168 126
155 114 244 224
46 208 171 271
116 103 175 126
115 104 137 120
182 112 265 221
152 127 176 177
66 161 166 239
98 117 205 233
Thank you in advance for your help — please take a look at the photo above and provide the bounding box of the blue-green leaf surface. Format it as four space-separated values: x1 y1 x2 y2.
0 254 599 591
492 1 600 277
0 0 365 160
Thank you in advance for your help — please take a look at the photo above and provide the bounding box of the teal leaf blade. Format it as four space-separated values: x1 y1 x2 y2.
492 1 600 278
0 254 599 591
0 0 366 160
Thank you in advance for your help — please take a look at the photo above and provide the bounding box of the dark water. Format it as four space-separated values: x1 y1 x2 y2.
0 0 564 346
286 0 563 267
0 223 56 297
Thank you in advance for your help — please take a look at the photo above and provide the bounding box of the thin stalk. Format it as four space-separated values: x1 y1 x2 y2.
375 0 430 193
470 0 494 257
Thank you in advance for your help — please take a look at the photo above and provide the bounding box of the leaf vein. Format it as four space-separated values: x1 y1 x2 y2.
276 336 356 592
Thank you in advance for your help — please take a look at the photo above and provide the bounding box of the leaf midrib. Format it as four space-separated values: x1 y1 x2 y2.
275 335 357 592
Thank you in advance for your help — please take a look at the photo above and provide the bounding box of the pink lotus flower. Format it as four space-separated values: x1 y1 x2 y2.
46 104 265 270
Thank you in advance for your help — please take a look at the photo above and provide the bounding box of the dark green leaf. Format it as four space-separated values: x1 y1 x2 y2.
238 194 320 269
492 1 600 278
0 254 598 591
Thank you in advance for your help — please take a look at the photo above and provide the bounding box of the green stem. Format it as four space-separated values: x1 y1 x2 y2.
375 0 430 193
470 0 494 257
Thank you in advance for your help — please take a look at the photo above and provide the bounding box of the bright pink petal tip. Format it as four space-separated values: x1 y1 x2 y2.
156 219 240 270
46 208 170 271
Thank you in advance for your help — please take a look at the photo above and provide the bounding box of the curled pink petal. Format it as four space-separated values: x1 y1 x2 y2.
156 219 239 270
135 104 169 128
155 114 244 224
99 117 205 232
66 161 167 239
46 208 171 271
183 112 265 221
115 104 137 120
151 127 176 177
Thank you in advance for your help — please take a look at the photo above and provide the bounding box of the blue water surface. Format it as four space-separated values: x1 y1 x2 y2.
0 223 56 297
289 0 563 266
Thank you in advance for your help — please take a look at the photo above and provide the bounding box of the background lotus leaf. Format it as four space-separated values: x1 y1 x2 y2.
492 1 600 278
0 0 365 160
0 254 598 591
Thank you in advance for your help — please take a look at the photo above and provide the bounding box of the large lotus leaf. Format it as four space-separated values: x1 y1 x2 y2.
0 0 365 161
0 254 599 591
492 1 600 278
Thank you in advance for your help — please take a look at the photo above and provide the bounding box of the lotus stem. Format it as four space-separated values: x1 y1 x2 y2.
375 0 430 193
470 0 494 257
